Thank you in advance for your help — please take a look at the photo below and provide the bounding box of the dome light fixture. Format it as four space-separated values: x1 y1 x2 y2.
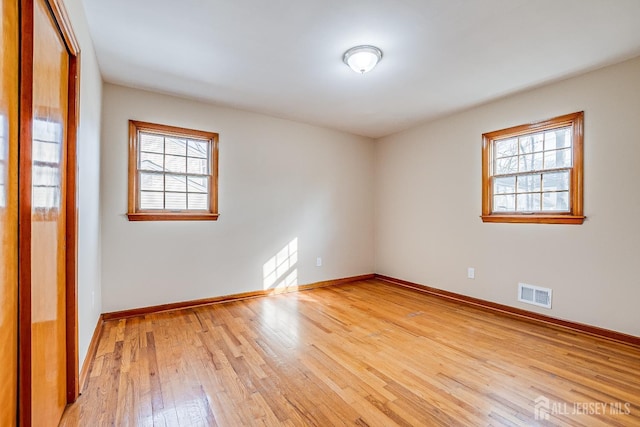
343 45 383 74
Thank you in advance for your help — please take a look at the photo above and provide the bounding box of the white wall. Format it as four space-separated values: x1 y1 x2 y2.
375 56 640 336
100 84 374 312
63 0 103 366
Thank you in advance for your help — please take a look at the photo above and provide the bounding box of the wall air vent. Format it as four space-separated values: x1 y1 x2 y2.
518 283 552 309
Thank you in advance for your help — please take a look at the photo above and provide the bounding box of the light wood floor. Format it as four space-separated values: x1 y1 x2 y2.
60 279 640 426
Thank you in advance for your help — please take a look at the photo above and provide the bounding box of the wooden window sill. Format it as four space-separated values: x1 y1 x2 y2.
127 213 220 221
480 214 585 224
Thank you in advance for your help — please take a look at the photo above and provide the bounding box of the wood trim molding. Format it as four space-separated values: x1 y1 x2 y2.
103 274 375 321
18 1 35 424
480 214 586 224
47 0 80 55
64 42 81 407
126 212 220 221
46 0 82 404
79 315 103 393
375 274 640 347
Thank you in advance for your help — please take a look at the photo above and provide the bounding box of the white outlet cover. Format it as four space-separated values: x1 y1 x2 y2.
467 268 475 279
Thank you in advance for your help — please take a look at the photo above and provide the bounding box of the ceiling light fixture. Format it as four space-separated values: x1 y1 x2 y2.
343 45 383 74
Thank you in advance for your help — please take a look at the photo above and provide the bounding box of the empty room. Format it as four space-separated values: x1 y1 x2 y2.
1 0 640 426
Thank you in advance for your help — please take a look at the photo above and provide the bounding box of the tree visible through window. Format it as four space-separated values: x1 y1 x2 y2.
481 112 584 224
127 120 219 221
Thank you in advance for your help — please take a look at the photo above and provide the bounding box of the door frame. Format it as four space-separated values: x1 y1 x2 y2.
18 0 80 424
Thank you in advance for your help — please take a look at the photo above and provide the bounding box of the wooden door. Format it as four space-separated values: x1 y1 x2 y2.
0 0 19 425
29 0 70 424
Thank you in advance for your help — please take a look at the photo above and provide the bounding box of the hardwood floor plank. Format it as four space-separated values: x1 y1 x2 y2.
61 280 640 426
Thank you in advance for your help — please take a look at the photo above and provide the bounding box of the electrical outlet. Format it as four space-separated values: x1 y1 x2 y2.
467 267 475 279
316 257 322 267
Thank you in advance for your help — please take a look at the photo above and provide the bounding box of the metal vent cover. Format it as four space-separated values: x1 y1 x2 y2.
518 283 552 309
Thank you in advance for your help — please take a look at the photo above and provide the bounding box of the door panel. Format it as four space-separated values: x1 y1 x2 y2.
0 0 19 425
31 0 69 424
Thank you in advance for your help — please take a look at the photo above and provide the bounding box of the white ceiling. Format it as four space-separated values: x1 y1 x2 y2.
82 0 640 138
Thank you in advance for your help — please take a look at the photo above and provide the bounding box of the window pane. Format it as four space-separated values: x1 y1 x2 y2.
519 134 542 154
517 174 541 193
518 155 530 172
495 138 517 158
188 193 208 210
495 156 517 175
494 176 515 194
187 139 208 158
543 191 569 211
166 192 186 210
518 153 543 172
544 148 571 169
140 172 164 191
533 134 544 152
165 137 187 156
140 191 164 209
140 152 163 171
140 133 164 154
544 128 571 150
542 171 569 191
165 175 186 192
493 194 515 212
165 154 186 173
518 136 531 154
187 176 208 193
187 157 208 174
516 193 541 212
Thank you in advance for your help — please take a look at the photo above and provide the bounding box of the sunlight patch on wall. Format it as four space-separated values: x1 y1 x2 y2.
263 238 298 290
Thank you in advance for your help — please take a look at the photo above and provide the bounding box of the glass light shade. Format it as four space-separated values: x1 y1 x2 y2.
343 45 383 74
